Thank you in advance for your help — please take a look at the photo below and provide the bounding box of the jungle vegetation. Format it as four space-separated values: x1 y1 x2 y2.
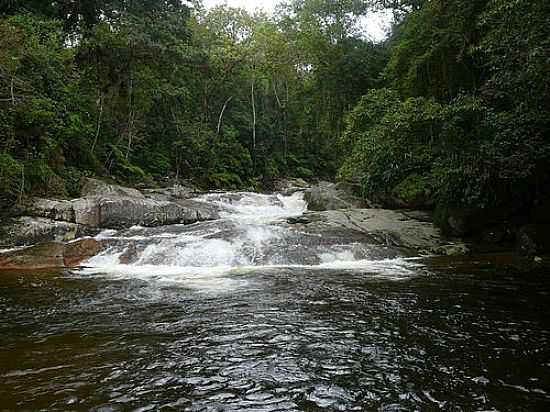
0 0 548 231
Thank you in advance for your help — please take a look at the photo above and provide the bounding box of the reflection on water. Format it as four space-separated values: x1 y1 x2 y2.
1 263 549 411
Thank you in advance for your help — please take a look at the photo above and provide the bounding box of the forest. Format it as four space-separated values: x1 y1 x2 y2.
0 0 549 235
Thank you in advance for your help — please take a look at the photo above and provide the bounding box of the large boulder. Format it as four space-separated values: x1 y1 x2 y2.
19 179 221 231
304 181 369 211
80 177 144 199
94 196 219 228
435 204 518 237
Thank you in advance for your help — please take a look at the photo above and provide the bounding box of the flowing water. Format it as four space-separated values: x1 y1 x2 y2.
1 192 549 411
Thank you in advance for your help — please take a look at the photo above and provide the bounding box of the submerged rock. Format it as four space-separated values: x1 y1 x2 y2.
304 181 369 211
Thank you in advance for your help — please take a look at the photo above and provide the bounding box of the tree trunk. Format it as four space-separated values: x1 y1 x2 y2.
217 96 233 136
18 167 25 206
92 91 103 153
126 76 134 160
251 76 257 170
10 77 15 105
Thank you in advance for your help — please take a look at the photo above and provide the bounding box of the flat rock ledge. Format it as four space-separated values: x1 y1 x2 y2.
0 239 105 270
289 208 464 255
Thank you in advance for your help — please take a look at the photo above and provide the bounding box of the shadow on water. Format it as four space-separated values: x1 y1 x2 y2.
1 255 550 412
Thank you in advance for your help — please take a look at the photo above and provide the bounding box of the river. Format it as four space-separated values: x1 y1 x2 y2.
1 192 549 411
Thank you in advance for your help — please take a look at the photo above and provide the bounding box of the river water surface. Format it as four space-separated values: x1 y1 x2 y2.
1 192 549 411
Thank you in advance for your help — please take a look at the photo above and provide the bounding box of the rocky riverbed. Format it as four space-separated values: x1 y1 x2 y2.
0 179 466 271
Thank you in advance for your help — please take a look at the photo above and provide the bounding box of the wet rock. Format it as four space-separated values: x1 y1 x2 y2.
431 242 470 256
517 224 550 255
64 238 105 267
302 208 442 252
0 238 106 269
273 178 309 195
174 199 221 222
119 243 138 264
0 217 94 247
287 216 312 225
0 242 66 269
304 181 369 211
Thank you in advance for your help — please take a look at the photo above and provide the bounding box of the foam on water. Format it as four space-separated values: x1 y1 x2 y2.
79 191 421 291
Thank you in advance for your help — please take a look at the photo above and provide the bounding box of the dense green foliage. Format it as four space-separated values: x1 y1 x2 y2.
1 0 548 232
0 0 386 212
340 0 550 230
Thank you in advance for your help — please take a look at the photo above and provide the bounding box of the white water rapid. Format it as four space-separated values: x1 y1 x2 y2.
79 191 420 291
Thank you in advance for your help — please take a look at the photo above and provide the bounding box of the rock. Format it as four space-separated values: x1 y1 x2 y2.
304 181 369 211
29 199 75 222
174 199 220 222
72 197 102 227
435 204 518 236
80 177 144 199
431 242 470 256
0 238 106 270
16 179 221 231
142 185 196 202
64 238 105 267
287 216 312 225
517 224 550 255
95 197 219 228
301 208 443 252
0 217 94 247
119 243 138 264
534 256 543 264
0 242 66 270
273 178 309 195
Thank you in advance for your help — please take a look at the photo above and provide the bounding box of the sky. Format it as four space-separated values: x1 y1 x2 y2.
201 0 393 42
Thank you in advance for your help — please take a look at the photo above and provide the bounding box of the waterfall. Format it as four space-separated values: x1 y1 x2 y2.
78 191 419 290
